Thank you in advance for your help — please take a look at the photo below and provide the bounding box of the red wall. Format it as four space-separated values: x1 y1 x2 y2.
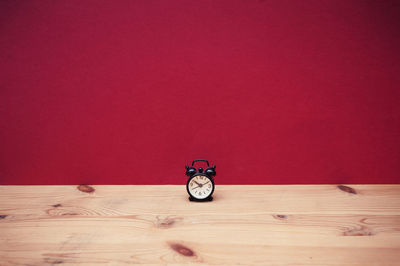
1 0 399 185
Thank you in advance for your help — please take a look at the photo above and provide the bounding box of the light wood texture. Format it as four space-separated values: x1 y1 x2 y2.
1 185 400 265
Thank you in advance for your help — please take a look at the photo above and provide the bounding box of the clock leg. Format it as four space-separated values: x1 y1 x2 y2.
188 196 213 202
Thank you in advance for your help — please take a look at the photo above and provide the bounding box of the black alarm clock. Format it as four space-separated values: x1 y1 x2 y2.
185 159 216 202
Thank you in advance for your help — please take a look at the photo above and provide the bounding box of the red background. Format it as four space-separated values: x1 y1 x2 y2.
1 0 399 185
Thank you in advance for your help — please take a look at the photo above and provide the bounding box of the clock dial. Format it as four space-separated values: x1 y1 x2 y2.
188 175 213 199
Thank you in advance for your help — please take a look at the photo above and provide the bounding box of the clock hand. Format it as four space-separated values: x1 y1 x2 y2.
194 181 203 187
203 181 210 185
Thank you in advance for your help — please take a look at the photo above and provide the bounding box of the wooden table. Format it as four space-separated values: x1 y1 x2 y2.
1 185 399 265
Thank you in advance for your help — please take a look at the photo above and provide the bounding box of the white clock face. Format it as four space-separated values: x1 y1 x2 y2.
188 175 213 199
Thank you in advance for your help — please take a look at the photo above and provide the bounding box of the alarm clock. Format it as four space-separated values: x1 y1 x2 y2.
185 159 216 202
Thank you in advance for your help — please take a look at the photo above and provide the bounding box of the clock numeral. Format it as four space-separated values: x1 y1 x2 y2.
208 184 211 188
190 183 193 187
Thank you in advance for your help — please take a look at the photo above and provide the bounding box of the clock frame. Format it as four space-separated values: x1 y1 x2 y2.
186 173 215 201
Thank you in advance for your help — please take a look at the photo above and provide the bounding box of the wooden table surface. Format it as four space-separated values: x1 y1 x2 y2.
1 185 400 265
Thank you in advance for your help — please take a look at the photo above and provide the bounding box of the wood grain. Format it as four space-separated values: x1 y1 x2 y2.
0 185 400 265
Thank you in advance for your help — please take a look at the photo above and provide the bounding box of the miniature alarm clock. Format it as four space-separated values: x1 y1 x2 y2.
185 159 216 202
